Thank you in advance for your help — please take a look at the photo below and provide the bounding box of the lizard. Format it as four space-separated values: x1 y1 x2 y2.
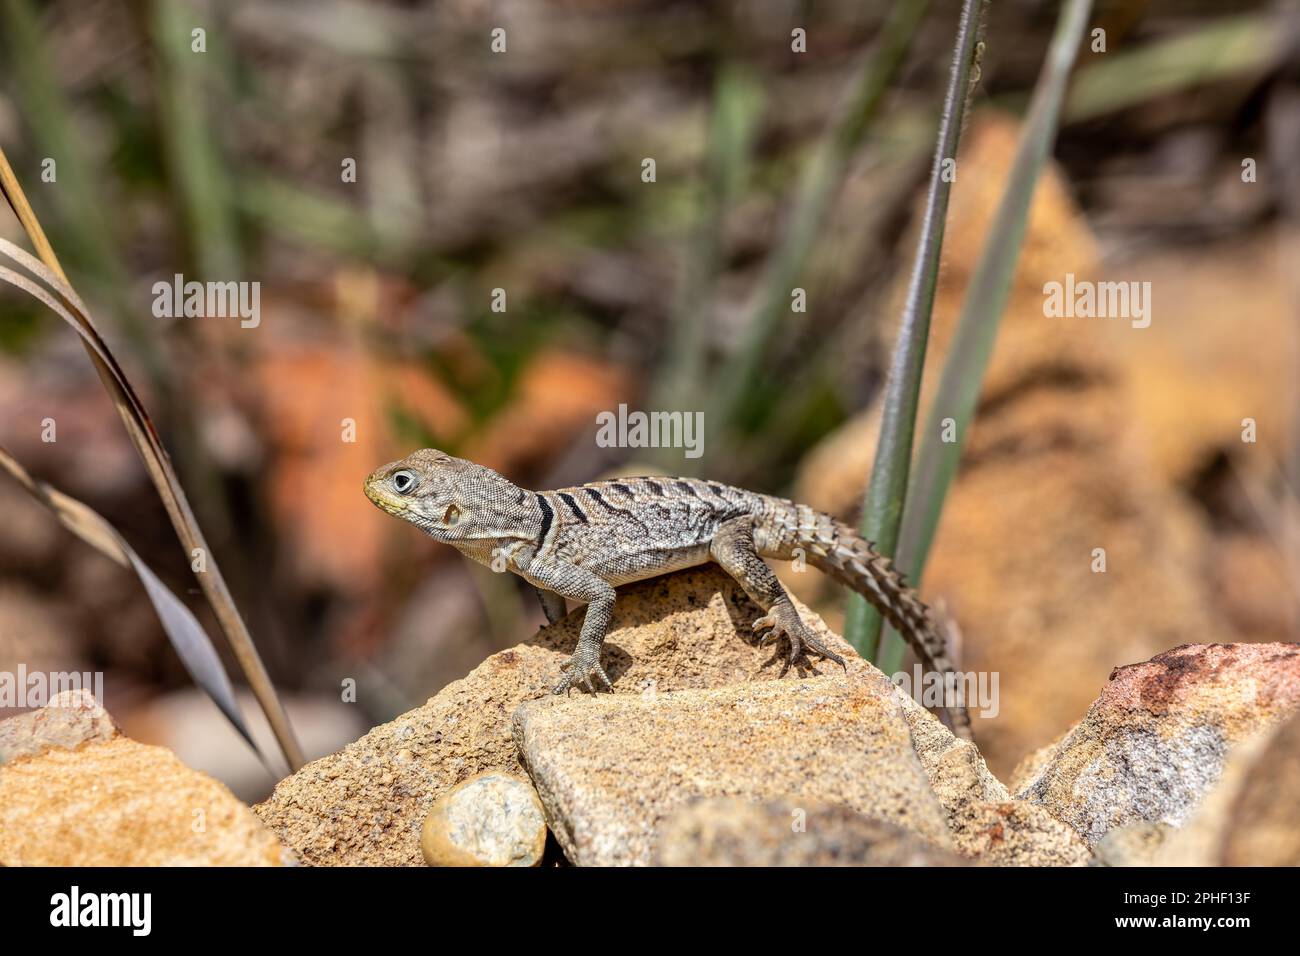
363 448 971 737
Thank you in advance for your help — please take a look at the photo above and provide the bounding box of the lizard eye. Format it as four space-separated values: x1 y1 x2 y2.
443 504 461 526
390 470 418 495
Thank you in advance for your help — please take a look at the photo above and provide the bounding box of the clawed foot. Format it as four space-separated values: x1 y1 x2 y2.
753 608 847 676
552 649 613 695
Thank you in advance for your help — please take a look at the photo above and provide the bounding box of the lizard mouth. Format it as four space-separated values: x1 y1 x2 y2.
362 474 407 515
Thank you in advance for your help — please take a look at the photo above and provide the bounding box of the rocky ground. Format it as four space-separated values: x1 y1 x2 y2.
2 566 1295 867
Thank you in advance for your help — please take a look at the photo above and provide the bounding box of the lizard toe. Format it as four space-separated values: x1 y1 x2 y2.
802 632 847 669
554 651 611 695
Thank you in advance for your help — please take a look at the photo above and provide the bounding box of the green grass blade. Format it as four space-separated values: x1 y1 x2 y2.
878 0 1096 674
151 0 242 278
709 0 931 433
845 0 986 660
653 63 763 467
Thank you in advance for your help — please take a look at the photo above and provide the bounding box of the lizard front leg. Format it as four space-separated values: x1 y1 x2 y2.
710 515 846 675
520 558 616 693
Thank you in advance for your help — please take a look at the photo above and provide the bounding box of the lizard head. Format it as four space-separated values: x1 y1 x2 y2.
363 448 537 546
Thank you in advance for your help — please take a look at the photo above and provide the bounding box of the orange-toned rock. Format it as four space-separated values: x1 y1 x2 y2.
0 736 288 866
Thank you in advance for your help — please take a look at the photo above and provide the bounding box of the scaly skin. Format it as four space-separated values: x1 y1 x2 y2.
363 449 972 737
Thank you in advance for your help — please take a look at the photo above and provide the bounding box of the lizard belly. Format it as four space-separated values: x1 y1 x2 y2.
597 542 713 587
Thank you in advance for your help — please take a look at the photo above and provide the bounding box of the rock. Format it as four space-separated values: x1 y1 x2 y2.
1215 709 1300 866
255 566 876 867
952 800 1093 866
420 772 547 867
654 798 965 867
512 672 953 866
1150 708 1300 866
896 692 1091 866
1017 643 1300 846
1099 231 1295 492
0 733 288 865
1092 821 1172 867
0 688 117 762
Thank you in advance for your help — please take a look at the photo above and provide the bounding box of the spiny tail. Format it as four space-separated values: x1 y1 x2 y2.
764 500 973 739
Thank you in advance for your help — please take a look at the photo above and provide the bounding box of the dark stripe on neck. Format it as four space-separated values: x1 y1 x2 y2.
675 480 699 498
611 482 634 497
535 493 554 546
557 491 589 524
643 479 664 496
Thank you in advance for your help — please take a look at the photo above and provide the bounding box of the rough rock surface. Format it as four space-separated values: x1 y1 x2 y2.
513 672 952 866
256 564 1081 867
654 798 965 866
896 692 1091 865
0 735 288 866
255 566 877 866
1092 821 1173 867
1147 707 1300 867
421 771 547 867
1017 643 1300 846
0 688 117 761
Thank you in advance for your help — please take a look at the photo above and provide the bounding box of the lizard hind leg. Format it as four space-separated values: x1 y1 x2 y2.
534 586 567 626
710 516 846 675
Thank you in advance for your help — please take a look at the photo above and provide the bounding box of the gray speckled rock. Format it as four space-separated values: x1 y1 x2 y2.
421 772 547 866
654 798 966 866
1017 642 1300 846
513 672 953 866
0 688 117 762
1150 707 1300 866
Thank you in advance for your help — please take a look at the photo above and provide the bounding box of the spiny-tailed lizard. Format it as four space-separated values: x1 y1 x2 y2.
364 449 971 736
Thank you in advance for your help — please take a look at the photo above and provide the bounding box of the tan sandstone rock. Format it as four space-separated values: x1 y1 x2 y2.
654 798 966 866
1017 642 1300 847
254 566 876 866
896 693 1091 866
0 734 288 866
421 771 547 867
256 565 1041 866
512 671 953 866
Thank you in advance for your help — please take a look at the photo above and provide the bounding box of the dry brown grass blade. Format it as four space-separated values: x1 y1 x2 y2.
0 446 269 767
0 145 304 771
